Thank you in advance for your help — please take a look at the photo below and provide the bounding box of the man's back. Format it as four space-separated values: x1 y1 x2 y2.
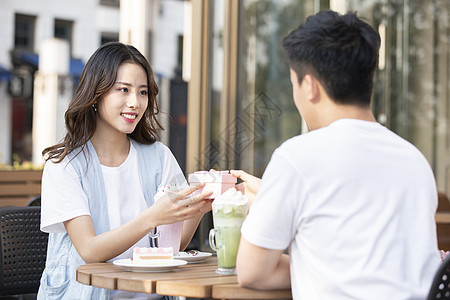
242 119 440 299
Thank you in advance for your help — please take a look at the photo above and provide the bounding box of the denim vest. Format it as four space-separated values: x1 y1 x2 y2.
38 139 164 299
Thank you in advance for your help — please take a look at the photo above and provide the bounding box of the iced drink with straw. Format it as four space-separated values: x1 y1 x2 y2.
209 188 249 274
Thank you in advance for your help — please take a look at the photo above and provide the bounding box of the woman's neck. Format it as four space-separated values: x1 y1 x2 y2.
90 132 130 167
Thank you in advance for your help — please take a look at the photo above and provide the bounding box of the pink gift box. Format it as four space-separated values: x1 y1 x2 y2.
188 171 237 199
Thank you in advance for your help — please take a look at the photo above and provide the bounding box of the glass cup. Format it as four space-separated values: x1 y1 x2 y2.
157 221 183 256
152 185 184 256
209 197 248 275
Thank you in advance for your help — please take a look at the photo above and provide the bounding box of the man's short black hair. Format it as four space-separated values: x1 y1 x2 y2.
282 10 380 107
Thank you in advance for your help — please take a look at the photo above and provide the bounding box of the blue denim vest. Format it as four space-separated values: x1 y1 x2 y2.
38 139 164 299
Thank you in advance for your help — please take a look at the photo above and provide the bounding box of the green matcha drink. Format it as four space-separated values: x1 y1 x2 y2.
209 188 248 275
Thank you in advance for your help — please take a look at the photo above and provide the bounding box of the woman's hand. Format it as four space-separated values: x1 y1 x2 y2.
149 184 213 226
64 185 212 263
230 170 261 206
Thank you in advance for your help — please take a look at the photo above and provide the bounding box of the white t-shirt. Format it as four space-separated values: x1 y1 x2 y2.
41 141 187 261
241 119 440 300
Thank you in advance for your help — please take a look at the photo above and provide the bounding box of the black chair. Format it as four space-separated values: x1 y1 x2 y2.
0 207 48 298
428 254 450 299
26 196 41 207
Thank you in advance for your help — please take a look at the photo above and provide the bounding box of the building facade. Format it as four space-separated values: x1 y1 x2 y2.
0 0 120 165
0 0 186 167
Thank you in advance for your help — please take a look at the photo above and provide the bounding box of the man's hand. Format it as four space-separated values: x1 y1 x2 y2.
230 170 261 206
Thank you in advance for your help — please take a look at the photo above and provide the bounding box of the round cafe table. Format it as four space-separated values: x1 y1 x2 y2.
76 256 292 299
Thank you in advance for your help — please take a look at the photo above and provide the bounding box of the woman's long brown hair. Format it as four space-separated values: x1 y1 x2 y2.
43 42 162 162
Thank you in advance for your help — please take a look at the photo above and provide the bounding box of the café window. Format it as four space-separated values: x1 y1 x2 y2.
14 14 36 51
101 32 119 45
235 0 321 176
54 19 74 56
192 0 322 176
100 0 119 7
345 0 450 196
187 0 449 195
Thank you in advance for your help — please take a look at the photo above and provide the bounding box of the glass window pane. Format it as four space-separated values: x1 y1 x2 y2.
14 14 35 51
346 0 449 195
54 19 73 55
236 0 316 176
208 0 226 170
204 0 448 194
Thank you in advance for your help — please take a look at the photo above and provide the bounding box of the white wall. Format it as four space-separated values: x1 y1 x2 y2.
153 0 185 78
0 6 14 69
0 3 14 165
0 82 11 165
96 5 121 46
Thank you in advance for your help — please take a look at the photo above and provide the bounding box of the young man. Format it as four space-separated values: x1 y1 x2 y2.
232 10 440 299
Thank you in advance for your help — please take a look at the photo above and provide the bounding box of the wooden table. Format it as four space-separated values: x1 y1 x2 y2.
436 213 450 224
76 256 292 299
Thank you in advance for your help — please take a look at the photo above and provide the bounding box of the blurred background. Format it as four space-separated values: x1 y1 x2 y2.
0 0 449 250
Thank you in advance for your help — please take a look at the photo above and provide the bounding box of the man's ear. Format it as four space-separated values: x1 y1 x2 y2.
302 74 320 103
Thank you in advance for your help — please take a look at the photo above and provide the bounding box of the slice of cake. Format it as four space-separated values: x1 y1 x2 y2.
132 247 173 265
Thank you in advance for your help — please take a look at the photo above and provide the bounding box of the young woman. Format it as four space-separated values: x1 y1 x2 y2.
38 42 212 299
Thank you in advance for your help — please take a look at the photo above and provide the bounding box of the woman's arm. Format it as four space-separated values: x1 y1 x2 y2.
180 213 202 251
179 200 212 251
65 186 212 263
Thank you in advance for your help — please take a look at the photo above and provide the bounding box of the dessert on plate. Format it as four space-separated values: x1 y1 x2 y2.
132 247 173 265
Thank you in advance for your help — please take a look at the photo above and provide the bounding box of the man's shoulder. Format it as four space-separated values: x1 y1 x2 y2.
277 129 329 153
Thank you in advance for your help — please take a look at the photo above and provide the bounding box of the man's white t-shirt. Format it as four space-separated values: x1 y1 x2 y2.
41 141 187 261
241 119 440 300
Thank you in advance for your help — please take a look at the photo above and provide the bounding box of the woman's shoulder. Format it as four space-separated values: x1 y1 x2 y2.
43 155 78 182
44 155 71 170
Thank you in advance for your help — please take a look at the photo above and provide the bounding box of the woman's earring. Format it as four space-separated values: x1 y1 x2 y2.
92 103 97 112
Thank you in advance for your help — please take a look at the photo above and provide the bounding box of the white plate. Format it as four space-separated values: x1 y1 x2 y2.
173 251 212 263
113 258 187 272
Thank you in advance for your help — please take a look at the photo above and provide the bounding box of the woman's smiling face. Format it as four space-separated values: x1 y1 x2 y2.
95 62 149 136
